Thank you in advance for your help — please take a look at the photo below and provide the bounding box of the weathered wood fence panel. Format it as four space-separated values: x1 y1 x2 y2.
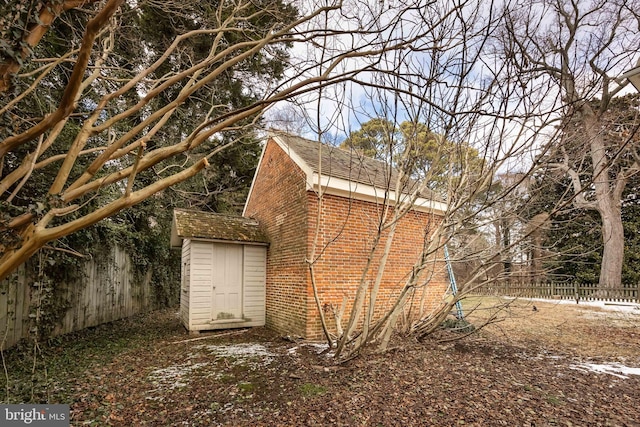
0 263 30 350
475 282 639 303
0 246 153 350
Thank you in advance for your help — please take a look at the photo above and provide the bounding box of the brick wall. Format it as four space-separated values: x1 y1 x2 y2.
244 139 309 337
305 193 448 339
245 137 448 340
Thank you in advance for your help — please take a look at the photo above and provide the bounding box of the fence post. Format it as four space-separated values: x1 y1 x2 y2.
574 282 579 303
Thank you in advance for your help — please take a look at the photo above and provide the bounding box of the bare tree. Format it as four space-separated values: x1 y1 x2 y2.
2 0 488 281
0 0 102 93
495 0 640 289
297 0 562 359
2 0 614 359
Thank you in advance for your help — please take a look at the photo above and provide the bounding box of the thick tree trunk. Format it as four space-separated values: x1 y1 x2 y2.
527 213 549 284
583 106 626 290
598 204 624 289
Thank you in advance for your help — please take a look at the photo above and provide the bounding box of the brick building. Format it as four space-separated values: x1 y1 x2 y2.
173 131 449 338
243 131 448 339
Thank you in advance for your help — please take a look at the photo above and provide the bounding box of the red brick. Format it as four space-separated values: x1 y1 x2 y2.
245 138 448 339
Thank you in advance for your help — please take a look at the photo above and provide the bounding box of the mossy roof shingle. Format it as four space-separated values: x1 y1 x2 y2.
171 209 268 247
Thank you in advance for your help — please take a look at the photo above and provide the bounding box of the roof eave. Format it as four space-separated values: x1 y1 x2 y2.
270 133 315 183
176 236 268 246
171 209 269 248
242 139 269 217
312 172 447 215
170 211 183 249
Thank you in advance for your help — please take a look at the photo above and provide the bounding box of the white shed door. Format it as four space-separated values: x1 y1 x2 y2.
211 244 243 320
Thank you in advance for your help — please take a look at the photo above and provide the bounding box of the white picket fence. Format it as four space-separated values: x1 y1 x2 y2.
476 282 639 303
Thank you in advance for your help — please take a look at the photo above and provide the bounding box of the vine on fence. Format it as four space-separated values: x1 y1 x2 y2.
3 205 180 350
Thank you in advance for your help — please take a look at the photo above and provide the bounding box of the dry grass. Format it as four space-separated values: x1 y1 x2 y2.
464 296 640 359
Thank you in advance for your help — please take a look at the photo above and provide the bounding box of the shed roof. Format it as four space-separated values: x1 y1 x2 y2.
170 209 269 248
267 130 444 206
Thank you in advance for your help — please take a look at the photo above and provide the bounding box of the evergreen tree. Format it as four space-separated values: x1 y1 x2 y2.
0 0 296 284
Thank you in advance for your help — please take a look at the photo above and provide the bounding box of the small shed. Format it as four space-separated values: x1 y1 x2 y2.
170 209 269 332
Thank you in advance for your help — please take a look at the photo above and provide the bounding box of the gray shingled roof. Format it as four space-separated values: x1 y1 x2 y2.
272 131 440 201
171 209 268 247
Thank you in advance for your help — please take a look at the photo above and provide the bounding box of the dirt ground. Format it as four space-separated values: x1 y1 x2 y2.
2 297 639 426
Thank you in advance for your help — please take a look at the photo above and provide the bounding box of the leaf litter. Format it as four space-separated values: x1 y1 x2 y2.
1 299 638 426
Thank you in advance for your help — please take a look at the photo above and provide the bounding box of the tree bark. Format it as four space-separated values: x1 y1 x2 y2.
583 105 626 289
0 0 96 94
0 0 124 158
597 203 624 289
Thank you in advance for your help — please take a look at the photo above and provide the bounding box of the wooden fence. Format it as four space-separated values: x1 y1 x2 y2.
0 245 154 350
475 282 639 303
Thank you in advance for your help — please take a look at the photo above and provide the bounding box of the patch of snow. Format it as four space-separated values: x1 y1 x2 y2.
512 348 640 381
286 343 334 358
195 343 275 358
147 362 210 393
578 310 640 323
193 343 276 367
520 297 640 313
515 350 565 362
306 343 330 354
569 362 640 379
